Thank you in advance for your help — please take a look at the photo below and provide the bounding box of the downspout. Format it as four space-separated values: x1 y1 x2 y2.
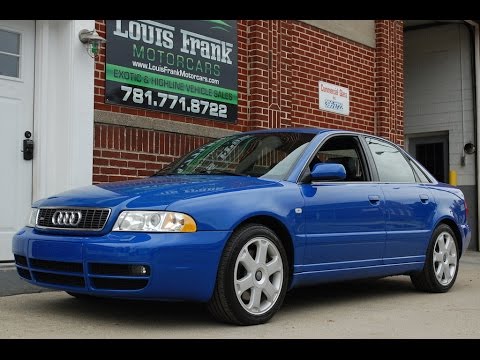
465 20 479 251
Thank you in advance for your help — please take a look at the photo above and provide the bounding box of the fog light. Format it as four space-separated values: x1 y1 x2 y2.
129 265 148 276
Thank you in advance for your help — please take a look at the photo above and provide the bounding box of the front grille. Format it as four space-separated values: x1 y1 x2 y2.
91 278 148 290
14 255 28 267
14 253 150 292
33 271 85 287
17 268 31 280
37 208 110 230
30 259 83 273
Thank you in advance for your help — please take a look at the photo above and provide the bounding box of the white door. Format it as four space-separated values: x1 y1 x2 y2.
0 21 35 261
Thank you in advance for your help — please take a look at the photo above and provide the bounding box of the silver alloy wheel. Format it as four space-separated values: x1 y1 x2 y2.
234 236 283 315
433 231 458 286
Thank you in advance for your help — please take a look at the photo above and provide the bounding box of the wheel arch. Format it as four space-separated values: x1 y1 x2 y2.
435 217 463 257
234 215 295 288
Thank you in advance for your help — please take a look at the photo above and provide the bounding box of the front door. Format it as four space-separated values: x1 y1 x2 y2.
301 135 386 271
0 20 35 261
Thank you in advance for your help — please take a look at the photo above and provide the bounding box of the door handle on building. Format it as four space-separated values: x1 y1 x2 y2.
22 131 33 160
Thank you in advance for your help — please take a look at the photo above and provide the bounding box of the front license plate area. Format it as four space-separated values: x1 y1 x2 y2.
29 240 83 262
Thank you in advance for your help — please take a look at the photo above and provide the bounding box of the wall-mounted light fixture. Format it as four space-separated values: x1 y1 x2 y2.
464 142 476 155
461 142 476 166
78 29 106 58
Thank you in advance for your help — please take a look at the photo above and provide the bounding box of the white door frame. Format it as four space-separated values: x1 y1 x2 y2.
33 20 95 203
0 20 35 261
465 20 480 251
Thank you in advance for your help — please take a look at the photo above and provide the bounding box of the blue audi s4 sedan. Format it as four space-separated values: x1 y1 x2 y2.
13 129 471 325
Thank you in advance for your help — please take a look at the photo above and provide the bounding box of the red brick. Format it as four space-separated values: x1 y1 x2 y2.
125 127 131 151
128 161 146 169
102 167 120 175
137 129 144 152
107 126 114 149
146 162 161 170
93 157 108 166
120 107 138 115
120 152 139 160
109 159 128 167
120 168 138 176
138 154 157 162
102 150 121 158
119 128 125 150
93 174 109 183
157 155 175 163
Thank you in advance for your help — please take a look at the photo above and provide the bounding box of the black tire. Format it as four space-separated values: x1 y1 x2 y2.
66 291 96 300
410 224 459 293
207 224 289 325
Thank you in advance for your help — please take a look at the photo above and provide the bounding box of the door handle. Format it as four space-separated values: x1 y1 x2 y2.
419 194 429 204
22 131 33 160
368 195 381 204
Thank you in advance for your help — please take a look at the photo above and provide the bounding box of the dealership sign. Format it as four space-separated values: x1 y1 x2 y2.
318 81 349 116
105 20 238 122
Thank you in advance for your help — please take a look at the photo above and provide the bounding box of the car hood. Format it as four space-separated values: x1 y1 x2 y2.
33 175 281 209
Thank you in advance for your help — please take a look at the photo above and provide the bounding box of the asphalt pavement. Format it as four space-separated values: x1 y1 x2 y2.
0 252 479 338
0 263 54 297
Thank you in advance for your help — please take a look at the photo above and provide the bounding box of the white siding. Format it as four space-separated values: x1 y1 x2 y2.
405 23 475 186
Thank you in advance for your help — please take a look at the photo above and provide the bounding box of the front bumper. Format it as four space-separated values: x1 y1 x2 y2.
12 227 231 302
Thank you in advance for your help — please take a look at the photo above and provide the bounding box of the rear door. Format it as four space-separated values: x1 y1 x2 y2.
364 137 436 264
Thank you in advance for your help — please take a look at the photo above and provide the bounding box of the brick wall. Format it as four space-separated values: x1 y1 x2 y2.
93 20 404 183
375 20 404 146
290 22 375 132
93 124 209 183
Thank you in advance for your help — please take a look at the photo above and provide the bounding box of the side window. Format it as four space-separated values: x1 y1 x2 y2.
409 158 432 183
366 137 415 183
310 136 367 181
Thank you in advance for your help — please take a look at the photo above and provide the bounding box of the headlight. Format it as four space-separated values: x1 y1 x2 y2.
26 208 39 227
112 211 197 232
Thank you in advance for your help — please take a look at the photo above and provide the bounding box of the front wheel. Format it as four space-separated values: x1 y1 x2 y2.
207 224 289 325
411 224 459 293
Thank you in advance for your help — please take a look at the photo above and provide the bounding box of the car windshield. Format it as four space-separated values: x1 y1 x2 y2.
156 132 315 179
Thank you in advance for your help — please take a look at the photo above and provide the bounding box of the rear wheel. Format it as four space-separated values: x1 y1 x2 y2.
207 224 289 325
411 224 459 293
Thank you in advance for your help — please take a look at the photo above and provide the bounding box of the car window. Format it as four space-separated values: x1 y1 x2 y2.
263 142 309 178
409 158 432 183
310 136 367 181
366 137 416 183
157 132 315 179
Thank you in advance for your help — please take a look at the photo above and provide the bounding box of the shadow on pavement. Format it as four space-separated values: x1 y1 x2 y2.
25 276 417 328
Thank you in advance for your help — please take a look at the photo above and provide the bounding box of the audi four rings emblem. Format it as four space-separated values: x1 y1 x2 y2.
52 211 82 226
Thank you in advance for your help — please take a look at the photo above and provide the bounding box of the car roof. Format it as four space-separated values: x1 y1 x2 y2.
241 127 385 138
242 128 330 135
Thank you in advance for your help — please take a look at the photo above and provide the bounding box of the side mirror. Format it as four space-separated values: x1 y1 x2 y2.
311 163 346 181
